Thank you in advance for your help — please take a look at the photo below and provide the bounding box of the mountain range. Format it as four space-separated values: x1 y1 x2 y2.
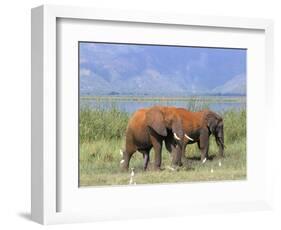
80 43 246 96
212 74 246 95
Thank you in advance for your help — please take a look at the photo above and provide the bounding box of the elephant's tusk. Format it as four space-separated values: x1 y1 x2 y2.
184 134 194 141
120 149 123 156
120 159 125 164
173 132 181 141
202 158 207 164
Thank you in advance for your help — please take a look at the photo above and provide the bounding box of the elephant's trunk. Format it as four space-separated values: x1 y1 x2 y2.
215 134 225 157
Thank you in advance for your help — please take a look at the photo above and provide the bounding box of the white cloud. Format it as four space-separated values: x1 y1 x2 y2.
144 69 162 80
80 58 88 64
81 43 143 59
198 52 208 67
185 52 208 72
80 68 91 77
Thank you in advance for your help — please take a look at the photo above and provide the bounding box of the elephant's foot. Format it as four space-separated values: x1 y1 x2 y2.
181 156 189 164
120 162 129 172
143 165 150 171
121 167 129 172
153 165 163 171
177 160 183 167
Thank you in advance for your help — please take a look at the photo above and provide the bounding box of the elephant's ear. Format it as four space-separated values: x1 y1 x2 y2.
146 107 167 136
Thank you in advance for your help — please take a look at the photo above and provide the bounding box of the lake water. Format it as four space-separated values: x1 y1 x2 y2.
80 97 246 114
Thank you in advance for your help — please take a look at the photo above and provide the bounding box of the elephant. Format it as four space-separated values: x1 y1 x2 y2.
165 108 225 166
120 106 190 171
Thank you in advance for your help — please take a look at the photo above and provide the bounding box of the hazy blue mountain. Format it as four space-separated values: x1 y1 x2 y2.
212 74 246 95
80 43 246 96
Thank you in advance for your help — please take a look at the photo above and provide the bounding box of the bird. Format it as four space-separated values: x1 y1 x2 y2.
130 168 135 177
129 168 135 185
167 166 176 171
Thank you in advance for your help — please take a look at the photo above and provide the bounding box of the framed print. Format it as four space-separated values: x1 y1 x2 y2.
78 42 247 187
31 5 274 225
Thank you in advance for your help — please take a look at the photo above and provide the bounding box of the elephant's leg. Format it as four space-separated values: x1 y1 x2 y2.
139 148 151 171
150 136 163 170
198 132 209 162
153 143 163 170
143 153 150 171
121 143 136 171
121 150 133 171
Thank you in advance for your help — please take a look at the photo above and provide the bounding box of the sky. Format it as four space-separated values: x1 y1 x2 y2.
79 42 246 96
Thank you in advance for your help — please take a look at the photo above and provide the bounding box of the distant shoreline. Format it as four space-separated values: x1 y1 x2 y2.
80 95 246 103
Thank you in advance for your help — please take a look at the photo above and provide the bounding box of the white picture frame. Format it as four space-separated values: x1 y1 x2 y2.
31 5 274 225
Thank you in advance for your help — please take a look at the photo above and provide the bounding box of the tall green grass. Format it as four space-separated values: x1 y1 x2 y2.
223 109 246 144
80 105 129 142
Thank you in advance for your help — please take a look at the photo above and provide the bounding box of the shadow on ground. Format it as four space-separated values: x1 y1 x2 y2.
185 155 216 161
18 212 32 221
